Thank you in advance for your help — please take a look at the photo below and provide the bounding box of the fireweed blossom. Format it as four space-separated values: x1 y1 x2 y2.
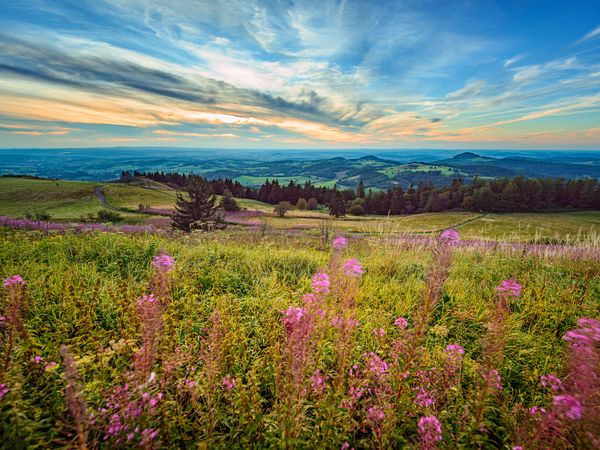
418 415 443 447
373 328 385 338
0 383 8 398
311 272 331 294
343 259 363 277
541 374 562 392
222 376 236 390
332 236 348 250
496 278 522 298
152 253 174 272
394 317 408 329
3 275 25 288
439 228 459 246
553 395 583 420
482 368 503 391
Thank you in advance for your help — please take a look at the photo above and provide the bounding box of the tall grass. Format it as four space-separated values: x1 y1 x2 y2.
0 229 598 448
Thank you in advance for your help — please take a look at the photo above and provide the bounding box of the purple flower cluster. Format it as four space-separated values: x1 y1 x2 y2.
311 272 331 294
552 395 583 420
482 368 502 391
418 415 442 447
152 253 174 272
0 383 8 398
540 374 562 392
332 236 348 250
342 259 363 277
496 278 522 298
439 228 459 245
222 375 236 390
3 275 25 288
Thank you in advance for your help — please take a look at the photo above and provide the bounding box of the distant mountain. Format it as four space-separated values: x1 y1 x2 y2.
0 148 599 189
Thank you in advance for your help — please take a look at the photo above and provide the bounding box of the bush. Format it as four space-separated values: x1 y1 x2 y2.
348 204 365 216
296 198 308 211
24 211 51 221
96 209 123 222
307 198 319 210
274 201 294 217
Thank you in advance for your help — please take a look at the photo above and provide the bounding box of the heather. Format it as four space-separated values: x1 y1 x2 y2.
0 229 599 448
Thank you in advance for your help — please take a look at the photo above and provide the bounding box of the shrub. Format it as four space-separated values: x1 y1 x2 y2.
307 198 319 210
96 209 123 222
274 201 294 217
348 204 365 216
296 198 308 211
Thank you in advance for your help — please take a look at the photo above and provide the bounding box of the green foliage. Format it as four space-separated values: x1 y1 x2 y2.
219 189 241 212
96 209 123 222
172 179 226 232
273 201 293 217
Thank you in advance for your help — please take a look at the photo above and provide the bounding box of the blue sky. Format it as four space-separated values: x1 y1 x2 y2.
0 0 599 149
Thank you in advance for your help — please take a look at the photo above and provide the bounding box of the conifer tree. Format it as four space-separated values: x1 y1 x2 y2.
172 179 226 232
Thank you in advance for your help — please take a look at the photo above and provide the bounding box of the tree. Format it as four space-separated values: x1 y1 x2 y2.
172 179 226 232
328 191 346 217
296 197 308 211
219 189 240 212
307 198 319 210
357 180 366 198
274 201 293 217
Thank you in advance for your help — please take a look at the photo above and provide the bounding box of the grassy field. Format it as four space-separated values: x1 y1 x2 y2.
1 177 599 244
0 228 598 448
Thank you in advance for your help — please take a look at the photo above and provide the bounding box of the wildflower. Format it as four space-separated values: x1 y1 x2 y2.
222 375 236 390
311 272 331 294
367 406 385 423
332 236 348 250
553 395 583 420
439 228 459 245
343 259 363 277
496 278 522 298
33 355 44 364
418 415 443 447
341 443 353 450
137 294 156 306
413 387 435 407
373 327 385 338
282 306 306 333
310 370 327 394
512 447 523 450
3 275 25 288
332 316 359 330
394 317 408 329
0 384 8 398
540 374 562 392
151 253 174 272
366 352 389 374
45 361 58 371
529 406 547 416
302 293 318 304
444 344 464 355
482 368 502 391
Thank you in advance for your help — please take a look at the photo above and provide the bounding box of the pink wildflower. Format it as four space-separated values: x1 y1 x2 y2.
444 344 464 355
343 259 363 277
45 361 58 371
310 369 327 394
222 375 236 390
302 293 318 304
540 374 562 392
529 406 547 416
439 228 459 245
496 278 522 298
366 352 389 374
282 306 306 333
151 253 174 272
332 236 348 250
0 384 8 398
373 327 385 338
553 395 583 420
3 275 25 288
413 387 436 407
33 355 44 364
418 415 443 447
137 294 156 306
367 406 385 423
394 317 408 329
482 368 502 391
311 272 331 294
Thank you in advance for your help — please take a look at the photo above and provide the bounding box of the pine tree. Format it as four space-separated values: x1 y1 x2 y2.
219 189 240 212
357 180 366 198
328 191 346 217
172 179 226 232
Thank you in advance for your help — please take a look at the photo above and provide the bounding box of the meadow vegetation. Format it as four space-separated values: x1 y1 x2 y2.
0 225 598 448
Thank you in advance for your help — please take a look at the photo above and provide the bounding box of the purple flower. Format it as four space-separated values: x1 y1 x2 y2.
540 374 562 392
496 278 522 298
0 384 8 398
222 375 236 390
3 275 25 288
553 395 583 420
366 352 389 374
418 415 442 445
32 355 44 364
394 317 408 329
482 368 502 391
367 406 385 423
137 294 156 306
444 344 464 355
332 236 348 250
311 272 331 294
45 361 58 371
439 228 459 245
529 406 547 416
282 306 307 333
310 370 327 394
152 253 174 272
343 259 363 277
413 387 435 407
373 327 385 338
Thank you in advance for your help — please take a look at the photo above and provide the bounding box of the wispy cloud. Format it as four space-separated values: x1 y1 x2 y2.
575 24 600 46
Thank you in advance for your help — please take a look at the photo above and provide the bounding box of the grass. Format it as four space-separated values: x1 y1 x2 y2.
0 229 598 447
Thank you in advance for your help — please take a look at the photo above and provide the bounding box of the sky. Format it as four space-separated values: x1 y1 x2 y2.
0 0 599 150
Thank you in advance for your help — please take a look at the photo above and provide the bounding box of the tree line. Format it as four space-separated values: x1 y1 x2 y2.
125 171 600 216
